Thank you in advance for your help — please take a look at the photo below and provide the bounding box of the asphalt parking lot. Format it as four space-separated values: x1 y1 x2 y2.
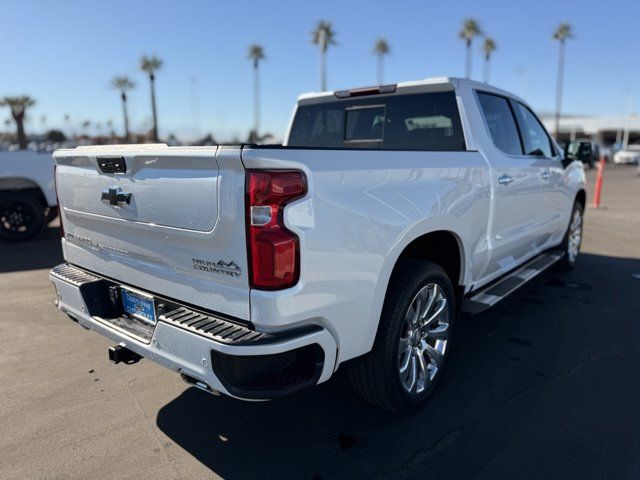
1 164 639 480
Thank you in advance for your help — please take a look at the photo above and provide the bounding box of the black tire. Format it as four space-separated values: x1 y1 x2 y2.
45 205 59 224
556 201 584 271
0 192 45 242
347 258 456 413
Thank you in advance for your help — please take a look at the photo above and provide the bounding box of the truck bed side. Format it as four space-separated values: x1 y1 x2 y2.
241 146 491 362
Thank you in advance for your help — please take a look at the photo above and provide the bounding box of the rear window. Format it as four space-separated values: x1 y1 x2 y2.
288 91 466 151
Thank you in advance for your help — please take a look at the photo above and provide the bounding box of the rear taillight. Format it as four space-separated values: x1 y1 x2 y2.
53 164 64 238
246 170 307 290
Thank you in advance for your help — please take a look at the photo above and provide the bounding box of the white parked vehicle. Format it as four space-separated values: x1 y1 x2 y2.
613 145 640 164
50 78 586 412
0 150 58 241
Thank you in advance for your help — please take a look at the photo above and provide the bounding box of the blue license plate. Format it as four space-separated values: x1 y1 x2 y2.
121 288 156 325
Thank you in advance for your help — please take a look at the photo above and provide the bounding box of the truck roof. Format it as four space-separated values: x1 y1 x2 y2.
297 76 526 106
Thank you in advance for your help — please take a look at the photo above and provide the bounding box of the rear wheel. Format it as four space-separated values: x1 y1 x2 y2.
0 192 45 242
557 201 584 270
347 259 456 413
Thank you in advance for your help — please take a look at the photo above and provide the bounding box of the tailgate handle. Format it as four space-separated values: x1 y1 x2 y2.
101 186 132 206
97 156 127 174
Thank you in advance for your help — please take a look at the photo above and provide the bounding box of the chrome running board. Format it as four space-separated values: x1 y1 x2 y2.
462 251 564 315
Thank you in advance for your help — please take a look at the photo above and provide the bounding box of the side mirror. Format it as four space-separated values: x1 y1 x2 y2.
561 149 573 168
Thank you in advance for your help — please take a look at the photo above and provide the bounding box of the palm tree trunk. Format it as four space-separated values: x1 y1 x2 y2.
65 118 72 140
377 55 384 85
253 64 260 139
465 40 472 79
554 40 565 139
121 92 130 143
484 55 490 84
149 74 159 142
320 49 327 91
14 114 27 150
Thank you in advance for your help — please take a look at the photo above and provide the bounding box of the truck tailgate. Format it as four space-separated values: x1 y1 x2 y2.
53 145 250 321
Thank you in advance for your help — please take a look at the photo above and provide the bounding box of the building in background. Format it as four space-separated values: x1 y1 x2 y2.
541 114 640 147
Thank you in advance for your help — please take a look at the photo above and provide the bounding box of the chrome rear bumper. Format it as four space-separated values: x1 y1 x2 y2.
50 263 337 400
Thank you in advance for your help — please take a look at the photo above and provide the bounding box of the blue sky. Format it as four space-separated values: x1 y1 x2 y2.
2 0 638 141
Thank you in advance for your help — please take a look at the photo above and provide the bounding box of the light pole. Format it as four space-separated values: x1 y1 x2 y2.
621 90 633 151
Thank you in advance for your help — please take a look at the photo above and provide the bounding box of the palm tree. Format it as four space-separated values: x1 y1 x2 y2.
81 120 91 138
140 55 163 142
312 21 336 91
247 44 265 141
482 37 496 84
0 96 35 149
111 76 135 142
459 19 482 79
553 22 573 138
63 114 72 139
373 38 390 85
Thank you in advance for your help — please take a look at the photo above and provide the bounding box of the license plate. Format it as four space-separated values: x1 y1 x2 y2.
121 288 156 325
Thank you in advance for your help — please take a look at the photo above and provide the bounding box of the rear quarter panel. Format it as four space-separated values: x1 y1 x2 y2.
242 147 490 364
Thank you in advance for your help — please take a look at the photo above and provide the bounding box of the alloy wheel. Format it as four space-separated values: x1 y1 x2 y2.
398 283 450 394
567 208 583 263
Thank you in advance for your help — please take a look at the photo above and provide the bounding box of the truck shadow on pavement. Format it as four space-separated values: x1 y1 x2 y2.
0 223 62 273
156 253 640 480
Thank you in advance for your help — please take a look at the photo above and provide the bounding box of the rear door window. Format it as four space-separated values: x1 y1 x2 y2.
288 91 466 151
477 92 523 155
513 102 555 157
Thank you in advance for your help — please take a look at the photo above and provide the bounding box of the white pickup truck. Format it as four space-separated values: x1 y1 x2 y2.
1 151 58 241
50 78 586 413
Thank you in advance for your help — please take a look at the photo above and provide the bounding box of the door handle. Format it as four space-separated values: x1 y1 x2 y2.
540 171 551 181
497 174 514 185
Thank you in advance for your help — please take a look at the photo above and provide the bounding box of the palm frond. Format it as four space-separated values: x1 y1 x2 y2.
553 22 573 41
247 44 265 67
312 20 337 52
111 76 135 92
374 38 390 56
482 37 496 57
459 18 482 41
0 96 36 109
140 55 164 74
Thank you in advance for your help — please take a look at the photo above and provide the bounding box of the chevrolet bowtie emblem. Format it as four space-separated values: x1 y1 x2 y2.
101 186 132 206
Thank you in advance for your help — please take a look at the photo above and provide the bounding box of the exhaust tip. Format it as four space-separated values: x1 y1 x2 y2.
180 372 219 395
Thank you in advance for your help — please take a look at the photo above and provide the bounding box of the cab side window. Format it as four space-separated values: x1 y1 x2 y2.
513 102 554 157
477 92 523 155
